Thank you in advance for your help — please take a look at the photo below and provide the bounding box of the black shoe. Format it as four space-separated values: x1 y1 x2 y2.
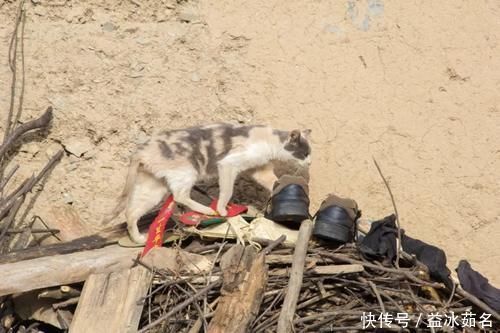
313 194 360 245
266 175 310 227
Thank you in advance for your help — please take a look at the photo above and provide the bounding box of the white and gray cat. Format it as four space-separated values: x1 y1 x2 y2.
106 123 312 244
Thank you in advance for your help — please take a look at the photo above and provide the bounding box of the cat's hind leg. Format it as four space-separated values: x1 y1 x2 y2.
167 172 216 215
126 169 169 244
250 163 277 192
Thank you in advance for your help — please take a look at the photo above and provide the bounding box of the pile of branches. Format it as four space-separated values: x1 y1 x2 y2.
0 1 63 254
1 2 65 331
136 239 499 332
0 107 62 253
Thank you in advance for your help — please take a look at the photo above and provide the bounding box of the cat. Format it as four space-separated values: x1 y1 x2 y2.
105 123 312 244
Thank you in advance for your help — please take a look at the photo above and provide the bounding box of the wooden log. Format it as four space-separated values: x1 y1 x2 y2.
38 286 80 300
276 219 313 333
207 245 268 333
70 266 152 333
0 234 114 265
0 217 152 265
0 244 140 296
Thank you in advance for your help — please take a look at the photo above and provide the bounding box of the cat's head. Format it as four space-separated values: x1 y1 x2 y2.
283 129 312 166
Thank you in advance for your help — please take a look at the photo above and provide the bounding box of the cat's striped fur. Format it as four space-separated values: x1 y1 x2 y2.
106 123 311 243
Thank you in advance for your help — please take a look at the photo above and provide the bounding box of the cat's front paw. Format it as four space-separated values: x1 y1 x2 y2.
199 207 218 216
217 205 228 217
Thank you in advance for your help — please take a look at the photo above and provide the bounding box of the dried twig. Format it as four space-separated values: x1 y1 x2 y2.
10 150 64 251
13 10 26 130
0 107 53 158
52 297 80 310
316 251 443 288
3 0 25 143
203 240 226 317
0 164 19 196
456 286 500 321
0 196 24 244
373 157 402 268
187 298 218 333
367 280 386 313
261 234 286 255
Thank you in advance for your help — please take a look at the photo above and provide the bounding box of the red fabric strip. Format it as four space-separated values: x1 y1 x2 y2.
141 195 175 257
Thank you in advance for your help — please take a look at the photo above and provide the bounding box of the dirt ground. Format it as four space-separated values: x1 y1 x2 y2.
0 0 498 284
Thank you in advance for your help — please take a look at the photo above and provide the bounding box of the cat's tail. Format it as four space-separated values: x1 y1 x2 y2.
100 157 140 225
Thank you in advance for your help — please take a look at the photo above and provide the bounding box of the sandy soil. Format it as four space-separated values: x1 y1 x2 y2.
0 0 498 284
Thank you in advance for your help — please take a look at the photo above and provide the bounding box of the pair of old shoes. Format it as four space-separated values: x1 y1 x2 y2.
266 175 360 245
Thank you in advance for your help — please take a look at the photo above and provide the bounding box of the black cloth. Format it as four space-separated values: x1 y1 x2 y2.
457 260 500 311
401 233 452 289
358 214 398 262
359 214 452 288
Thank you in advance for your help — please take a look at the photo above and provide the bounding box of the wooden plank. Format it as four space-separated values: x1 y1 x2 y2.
0 245 140 297
207 245 268 333
277 219 313 333
70 266 152 333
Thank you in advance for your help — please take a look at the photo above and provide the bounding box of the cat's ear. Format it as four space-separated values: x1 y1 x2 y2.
288 130 301 145
302 129 312 139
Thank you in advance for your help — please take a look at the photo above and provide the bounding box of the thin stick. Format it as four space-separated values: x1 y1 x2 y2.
203 240 226 317
137 280 221 333
445 280 456 307
293 310 364 324
252 290 284 328
13 10 26 129
187 298 218 333
262 234 286 255
52 297 80 310
367 280 386 313
373 157 402 268
174 283 207 332
0 177 32 220
277 219 313 333
30 216 61 242
299 314 337 333
6 228 60 234
3 0 24 142
0 196 24 243
0 164 19 195
317 252 443 288
189 242 229 254
9 150 64 250
0 176 31 212
377 288 406 314
456 286 500 321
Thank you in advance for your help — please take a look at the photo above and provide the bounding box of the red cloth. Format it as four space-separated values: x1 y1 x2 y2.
178 199 248 226
209 200 247 217
141 195 175 257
